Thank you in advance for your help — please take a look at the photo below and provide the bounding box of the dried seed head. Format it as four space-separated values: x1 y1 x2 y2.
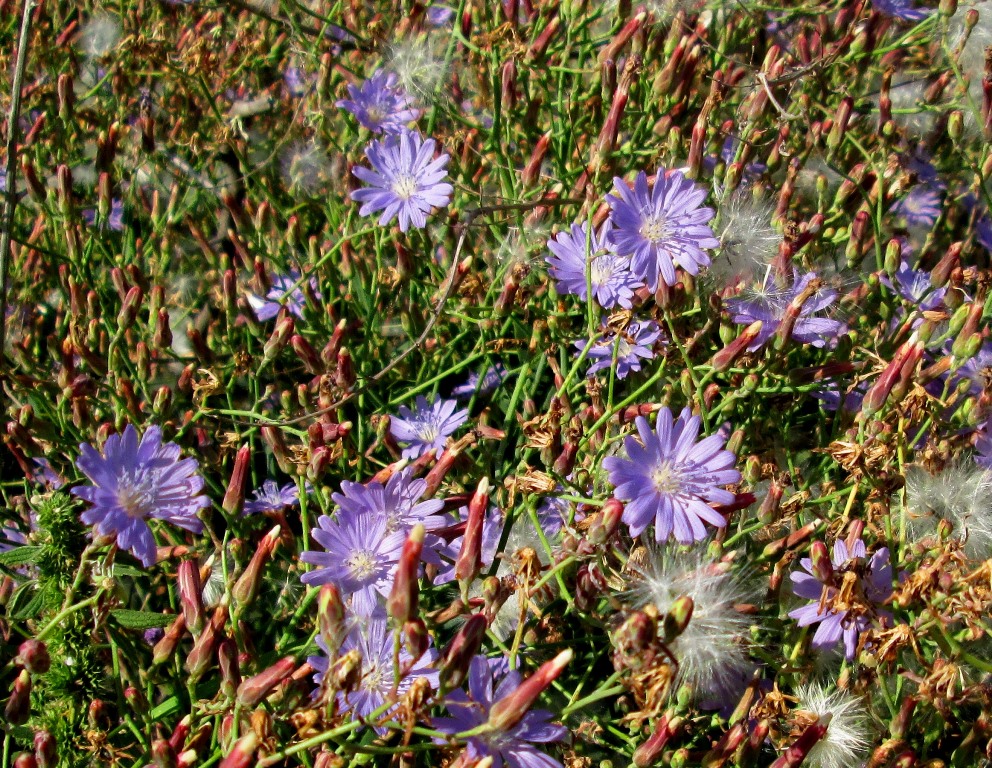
792 684 871 768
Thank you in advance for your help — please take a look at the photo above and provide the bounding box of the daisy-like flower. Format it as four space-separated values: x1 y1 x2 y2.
606 168 720 290
576 317 663 380
309 616 439 731
83 199 124 231
247 270 319 321
792 684 871 768
332 468 446 561
390 395 469 460
873 0 932 20
300 507 406 614
723 268 845 351
451 361 509 399
433 655 568 768
603 409 741 543
337 70 420 134
243 480 305 515
880 259 946 310
545 221 642 309
788 538 893 659
889 186 942 227
976 423 992 470
629 547 754 704
71 425 210 568
351 129 453 232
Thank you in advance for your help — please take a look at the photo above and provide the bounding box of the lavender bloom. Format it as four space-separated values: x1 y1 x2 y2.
789 539 893 659
702 136 767 179
576 318 662 380
390 395 469 459
333 468 447 563
545 221 642 309
71 425 209 568
889 186 942 227
603 410 741 543
300 507 406 614
284 67 315 97
337 70 420 134
426 4 455 25
812 380 868 413
351 130 453 232
32 458 65 489
723 268 845 351
976 423 992 470
452 362 509 399
247 270 319 321
83 199 124 231
950 340 992 396
243 480 304 515
880 259 946 310
433 655 567 768
978 216 992 253
606 168 720 290
873 0 932 19
309 616 439 730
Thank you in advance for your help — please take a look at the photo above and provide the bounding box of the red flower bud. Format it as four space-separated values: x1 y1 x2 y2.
177 560 205 635
236 656 297 708
17 639 50 674
439 613 488 692
456 478 490 586
487 649 572 732
233 525 281 609
388 524 425 625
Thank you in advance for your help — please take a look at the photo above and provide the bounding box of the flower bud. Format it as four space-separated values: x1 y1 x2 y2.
13 754 37 768
487 650 573 732
218 733 258 768
218 639 240 701
456 478 490 587
33 730 56 768
291 334 324 374
712 321 762 372
152 739 177 768
5 669 32 725
153 615 187 666
404 618 429 662
810 540 833 584
236 656 296 708
587 497 624 544
177 560 205 636
633 713 682 768
17 640 50 675
769 716 830 767
318 584 347 658
662 596 694 642
388 524 425 625
117 286 144 331
233 525 281 609
439 613 489 693
263 316 294 362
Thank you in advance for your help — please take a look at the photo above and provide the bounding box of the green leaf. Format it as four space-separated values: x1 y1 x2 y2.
9 582 47 620
110 609 176 630
0 545 42 567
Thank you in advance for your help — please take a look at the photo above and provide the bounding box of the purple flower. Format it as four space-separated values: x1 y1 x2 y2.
576 317 662 379
723 268 845 351
300 507 406 614
309 615 439 730
351 130 453 232
545 221 642 309
390 395 469 459
332 468 447 561
426 4 455 25
950 340 992 396
889 186 942 227
452 362 509 399
71 425 209 568
789 539 893 659
975 422 992 470
337 70 420 134
82 199 124 231
812 380 868 413
873 0 932 20
880 259 946 310
603 410 741 543
243 480 304 515
284 67 315 97
978 217 992 253
32 457 65 489
433 655 567 768
605 168 720 290
247 270 319 321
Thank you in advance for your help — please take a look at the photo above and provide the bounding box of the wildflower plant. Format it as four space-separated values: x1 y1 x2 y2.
7 0 992 764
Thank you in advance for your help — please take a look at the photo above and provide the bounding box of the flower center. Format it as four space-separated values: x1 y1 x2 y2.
363 661 386 692
416 422 440 445
391 175 418 201
346 550 379 580
117 472 155 519
639 215 669 244
650 460 683 495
